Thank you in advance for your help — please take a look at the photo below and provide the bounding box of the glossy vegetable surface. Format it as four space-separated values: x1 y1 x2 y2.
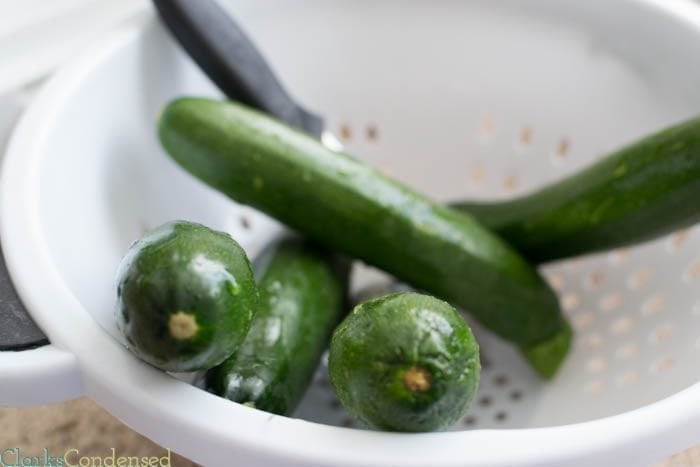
329 292 480 432
205 238 347 414
116 221 257 372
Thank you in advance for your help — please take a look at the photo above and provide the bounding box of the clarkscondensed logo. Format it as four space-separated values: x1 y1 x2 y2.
0 447 172 467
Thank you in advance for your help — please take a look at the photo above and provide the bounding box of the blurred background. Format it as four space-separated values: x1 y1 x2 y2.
0 1 699 465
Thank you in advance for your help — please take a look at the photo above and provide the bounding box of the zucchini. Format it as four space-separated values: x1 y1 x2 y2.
329 292 480 432
116 221 258 372
454 117 700 263
204 238 348 415
158 97 571 378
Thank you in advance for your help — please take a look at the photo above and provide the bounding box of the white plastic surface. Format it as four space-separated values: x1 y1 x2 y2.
4 1 700 465
0 0 145 93
0 346 82 406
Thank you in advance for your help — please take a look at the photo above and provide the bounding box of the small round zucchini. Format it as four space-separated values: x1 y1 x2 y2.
329 292 480 432
115 221 258 372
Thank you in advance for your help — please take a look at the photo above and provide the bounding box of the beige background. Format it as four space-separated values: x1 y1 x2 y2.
0 399 198 467
0 398 696 466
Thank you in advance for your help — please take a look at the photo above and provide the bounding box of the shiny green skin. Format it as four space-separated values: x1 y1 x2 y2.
204 239 347 415
116 221 258 372
454 117 700 263
329 292 480 432
158 97 570 378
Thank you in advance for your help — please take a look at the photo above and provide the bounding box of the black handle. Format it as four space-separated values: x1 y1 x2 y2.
152 0 324 137
0 99 48 351
0 242 48 350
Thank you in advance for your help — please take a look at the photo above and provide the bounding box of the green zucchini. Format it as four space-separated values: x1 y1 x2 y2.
329 292 480 432
116 221 258 372
158 97 571 378
204 238 348 415
454 117 700 263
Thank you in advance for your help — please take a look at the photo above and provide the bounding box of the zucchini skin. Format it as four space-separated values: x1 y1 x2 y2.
454 117 700 263
116 221 258 372
329 292 480 432
158 97 570 377
205 238 348 415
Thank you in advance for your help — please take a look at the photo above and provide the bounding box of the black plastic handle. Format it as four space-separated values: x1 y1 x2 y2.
0 242 48 351
0 99 48 351
152 0 324 137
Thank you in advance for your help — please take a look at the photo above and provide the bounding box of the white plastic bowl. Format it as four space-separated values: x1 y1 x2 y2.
4 1 700 465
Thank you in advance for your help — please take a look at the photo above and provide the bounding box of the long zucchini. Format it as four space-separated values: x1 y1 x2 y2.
158 97 571 378
205 238 347 414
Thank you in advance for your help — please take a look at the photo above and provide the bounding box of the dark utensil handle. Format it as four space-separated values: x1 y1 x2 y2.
152 0 324 137
0 242 48 350
0 99 48 350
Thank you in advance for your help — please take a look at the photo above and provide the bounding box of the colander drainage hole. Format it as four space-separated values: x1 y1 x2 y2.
329 399 342 410
469 163 485 185
573 312 594 331
463 415 477 427
615 343 639 360
337 122 382 143
478 116 495 138
608 249 629 265
617 371 639 386
650 324 674 344
493 374 508 387
341 417 356 428
339 123 352 141
628 266 652 289
584 380 604 394
366 124 379 141
586 356 607 373
502 173 519 193
549 137 571 164
610 317 633 336
686 259 700 281
562 292 580 313
583 333 603 351
668 229 690 252
545 273 566 292
478 396 492 408
565 257 584 272
519 125 533 145
585 270 605 289
642 294 666 317
600 293 622 313
556 138 570 158
651 357 675 373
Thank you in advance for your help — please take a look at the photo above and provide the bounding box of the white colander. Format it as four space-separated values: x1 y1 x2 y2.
3 1 700 465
